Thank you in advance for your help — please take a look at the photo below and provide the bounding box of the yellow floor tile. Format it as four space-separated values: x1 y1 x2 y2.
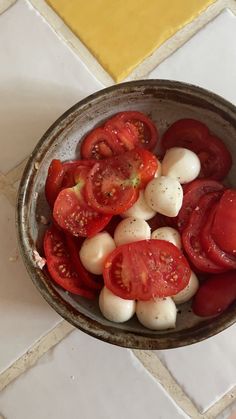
46 0 216 82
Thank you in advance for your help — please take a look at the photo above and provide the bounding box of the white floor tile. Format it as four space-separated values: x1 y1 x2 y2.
0 0 103 173
155 324 236 413
0 330 188 419
149 9 236 106
0 194 60 372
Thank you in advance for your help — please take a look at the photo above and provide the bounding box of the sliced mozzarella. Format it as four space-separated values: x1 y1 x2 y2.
173 271 199 304
136 297 177 330
99 286 136 323
114 217 151 246
79 232 116 275
151 227 182 249
144 176 183 217
162 147 201 184
121 190 156 220
154 159 162 178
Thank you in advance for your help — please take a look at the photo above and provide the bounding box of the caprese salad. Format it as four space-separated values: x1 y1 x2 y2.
42 111 236 330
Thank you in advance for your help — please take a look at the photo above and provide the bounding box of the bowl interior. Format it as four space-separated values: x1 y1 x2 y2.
17 80 236 349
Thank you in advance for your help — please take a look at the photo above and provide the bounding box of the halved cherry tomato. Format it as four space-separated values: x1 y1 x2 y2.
53 166 111 237
103 240 191 300
211 189 236 255
192 271 236 317
105 111 158 150
128 148 158 188
182 192 227 273
201 204 236 269
162 119 232 180
62 160 94 188
65 235 103 291
175 179 224 232
43 225 95 298
45 159 65 208
80 127 124 160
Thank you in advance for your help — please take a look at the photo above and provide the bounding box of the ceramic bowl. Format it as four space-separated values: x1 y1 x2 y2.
17 80 236 349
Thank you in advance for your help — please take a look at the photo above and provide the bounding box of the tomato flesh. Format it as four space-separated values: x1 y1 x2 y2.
192 271 236 317
43 225 95 298
45 159 65 208
80 127 124 160
103 240 191 300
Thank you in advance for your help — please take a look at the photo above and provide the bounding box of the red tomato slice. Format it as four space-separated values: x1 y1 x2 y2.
43 225 95 298
211 189 236 255
65 235 103 291
103 240 191 300
201 204 236 269
105 111 158 150
53 166 111 237
129 148 158 188
175 179 224 232
62 160 94 188
192 271 236 317
45 159 65 208
162 119 232 180
182 192 227 273
80 127 124 160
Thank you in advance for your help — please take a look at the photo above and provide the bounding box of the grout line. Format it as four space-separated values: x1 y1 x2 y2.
0 320 74 392
205 385 236 418
0 0 16 15
133 350 202 419
5 158 28 184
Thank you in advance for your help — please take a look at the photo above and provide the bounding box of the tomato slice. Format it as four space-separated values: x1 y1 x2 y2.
105 111 158 150
43 225 95 298
182 192 227 273
200 204 236 269
65 235 103 291
192 271 236 317
128 148 158 188
80 127 124 160
53 166 111 237
45 159 65 208
62 160 94 188
162 119 232 180
211 189 236 255
175 179 224 232
103 240 191 300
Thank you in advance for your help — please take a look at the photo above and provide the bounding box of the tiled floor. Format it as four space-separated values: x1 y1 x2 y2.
1 0 236 418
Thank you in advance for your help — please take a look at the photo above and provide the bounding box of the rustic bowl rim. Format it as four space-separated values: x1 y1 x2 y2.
16 79 236 350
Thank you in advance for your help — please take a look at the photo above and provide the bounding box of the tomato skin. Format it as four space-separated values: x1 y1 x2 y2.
182 192 227 273
45 159 65 208
103 240 191 300
175 179 224 232
43 225 96 298
211 190 236 255
80 127 124 160
201 204 236 269
192 271 236 317
162 119 232 180
62 160 94 188
53 166 111 237
105 111 158 150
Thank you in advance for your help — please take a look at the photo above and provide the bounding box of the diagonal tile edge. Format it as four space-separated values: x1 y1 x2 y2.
0 0 16 15
205 385 236 418
0 174 17 206
0 320 74 392
5 157 28 184
27 0 113 87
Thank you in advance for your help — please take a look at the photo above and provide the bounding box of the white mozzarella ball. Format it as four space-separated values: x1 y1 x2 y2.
154 159 162 178
162 147 201 184
172 271 199 304
151 227 182 249
114 217 151 246
79 232 116 275
121 190 156 220
136 298 177 330
99 287 136 323
144 176 183 217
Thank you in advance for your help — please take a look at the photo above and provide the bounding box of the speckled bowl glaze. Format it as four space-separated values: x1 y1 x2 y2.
17 80 236 349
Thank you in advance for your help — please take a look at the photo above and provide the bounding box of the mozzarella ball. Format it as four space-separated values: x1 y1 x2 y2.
99 287 136 323
122 190 156 220
136 298 177 330
162 147 201 184
151 227 182 249
79 232 116 275
172 271 199 304
114 217 151 246
154 159 162 178
144 176 183 217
